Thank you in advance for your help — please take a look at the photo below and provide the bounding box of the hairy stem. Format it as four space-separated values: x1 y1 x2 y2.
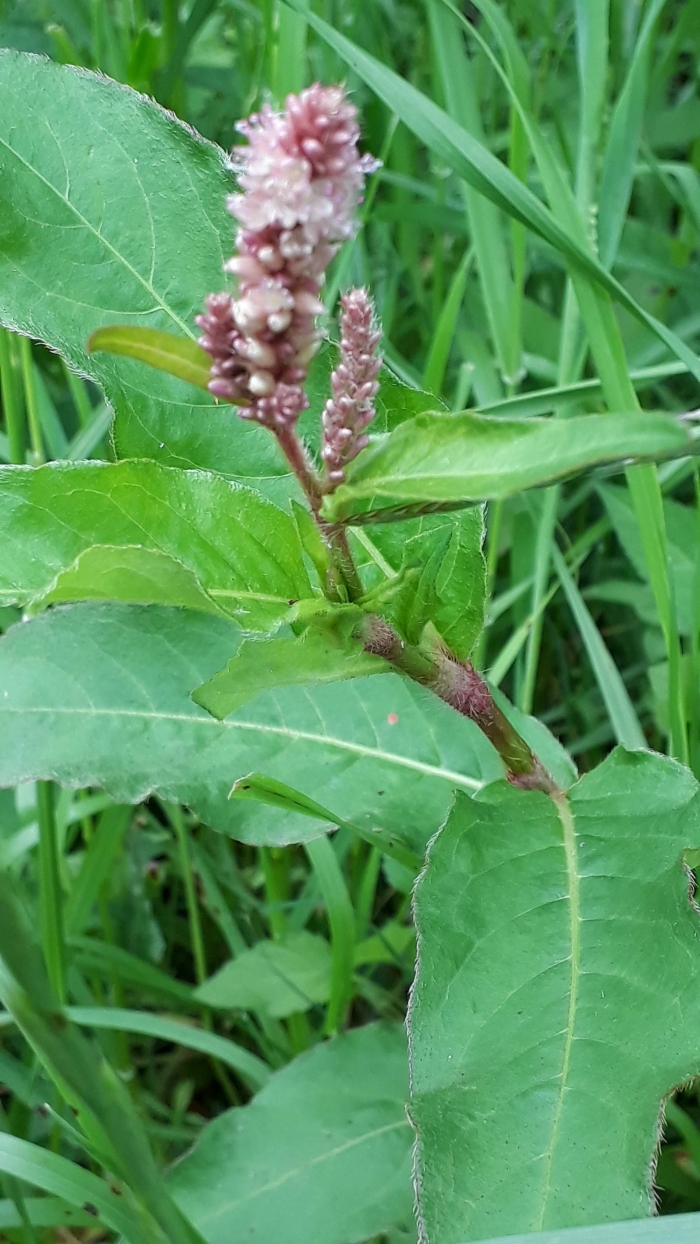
274 425 363 599
275 424 555 793
363 616 559 795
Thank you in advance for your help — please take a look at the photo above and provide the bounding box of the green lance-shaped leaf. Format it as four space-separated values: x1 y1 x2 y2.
0 460 310 629
409 748 700 1241
0 603 502 851
170 1023 414 1244
323 411 695 524
87 326 214 392
193 629 387 721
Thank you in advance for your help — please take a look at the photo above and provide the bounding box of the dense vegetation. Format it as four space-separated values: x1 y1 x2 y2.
0 1 699 1241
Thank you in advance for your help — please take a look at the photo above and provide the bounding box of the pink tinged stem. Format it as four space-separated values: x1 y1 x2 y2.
362 616 559 795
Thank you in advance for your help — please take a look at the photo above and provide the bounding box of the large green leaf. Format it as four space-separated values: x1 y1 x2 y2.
409 748 700 1241
0 460 310 629
0 603 502 849
0 50 298 495
323 412 693 524
0 52 437 499
170 1023 413 1244
476 1214 700 1243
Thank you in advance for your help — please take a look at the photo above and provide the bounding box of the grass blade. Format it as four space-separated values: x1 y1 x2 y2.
551 544 647 750
286 0 700 383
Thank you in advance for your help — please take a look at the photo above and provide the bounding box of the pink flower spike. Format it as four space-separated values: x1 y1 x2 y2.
321 287 382 487
198 84 378 430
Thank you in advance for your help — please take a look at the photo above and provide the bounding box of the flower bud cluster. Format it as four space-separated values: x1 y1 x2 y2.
322 288 381 485
197 84 378 429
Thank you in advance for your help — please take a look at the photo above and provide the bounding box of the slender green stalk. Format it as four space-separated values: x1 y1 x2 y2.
18 338 44 465
304 836 355 1034
61 361 93 428
260 847 311 1053
354 846 381 940
160 0 179 62
690 466 700 776
0 330 25 465
572 276 687 763
170 806 207 987
36 784 66 1007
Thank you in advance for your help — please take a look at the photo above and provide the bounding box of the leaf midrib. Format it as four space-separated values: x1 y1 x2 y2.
197 1118 410 1223
537 792 581 1228
0 704 483 791
0 129 194 340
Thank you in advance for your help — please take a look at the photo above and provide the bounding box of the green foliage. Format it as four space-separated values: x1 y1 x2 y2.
88 326 214 392
171 1024 414 1244
1 4 700 1243
363 509 487 659
0 603 502 850
324 411 693 523
410 750 700 1239
193 629 387 720
196 930 331 1016
0 460 311 625
0 47 297 499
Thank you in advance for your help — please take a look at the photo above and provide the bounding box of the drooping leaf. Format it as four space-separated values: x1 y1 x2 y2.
65 1007 270 1090
87 326 214 392
601 483 698 635
170 1023 413 1244
193 630 387 720
0 460 310 629
0 603 502 850
229 774 421 870
323 411 694 524
195 931 331 1017
409 748 700 1241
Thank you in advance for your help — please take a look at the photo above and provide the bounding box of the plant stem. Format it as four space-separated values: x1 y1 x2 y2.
0 330 26 465
171 806 207 987
274 424 363 599
304 836 355 1035
362 615 558 794
36 783 67 1006
18 338 44 465
276 424 554 791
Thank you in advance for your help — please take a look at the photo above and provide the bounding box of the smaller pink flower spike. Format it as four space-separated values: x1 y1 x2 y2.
322 288 381 486
197 84 378 430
